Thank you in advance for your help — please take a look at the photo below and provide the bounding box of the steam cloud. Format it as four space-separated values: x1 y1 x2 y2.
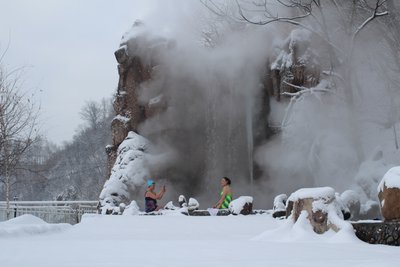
125 0 400 208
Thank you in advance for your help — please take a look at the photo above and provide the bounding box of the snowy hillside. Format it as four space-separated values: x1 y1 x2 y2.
0 214 399 267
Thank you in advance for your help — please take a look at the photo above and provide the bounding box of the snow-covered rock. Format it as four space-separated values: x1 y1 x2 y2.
178 195 187 207
360 200 380 220
99 132 150 214
339 190 361 220
272 194 287 218
188 198 199 211
229 196 253 215
378 166 400 221
334 193 349 220
287 187 345 234
164 201 180 210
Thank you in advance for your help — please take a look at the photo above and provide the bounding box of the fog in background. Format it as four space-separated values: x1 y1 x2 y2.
121 0 400 207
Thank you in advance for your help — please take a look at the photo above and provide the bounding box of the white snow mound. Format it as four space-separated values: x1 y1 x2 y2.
253 210 359 243
0 214 71 238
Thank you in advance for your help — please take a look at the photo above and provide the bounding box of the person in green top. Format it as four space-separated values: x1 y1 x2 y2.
213 177 233 209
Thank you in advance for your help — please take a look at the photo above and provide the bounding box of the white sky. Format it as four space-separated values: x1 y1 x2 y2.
0 0 154 144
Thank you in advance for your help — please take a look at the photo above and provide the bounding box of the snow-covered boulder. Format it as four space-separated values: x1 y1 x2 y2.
188 198 200 211
99 132 150 214
164 201 181 210
378 166 400 221
339 190 361 220
178 195 187 207
229 196 253 215
272 194 287 218
287 187 345 234
359 200 380 220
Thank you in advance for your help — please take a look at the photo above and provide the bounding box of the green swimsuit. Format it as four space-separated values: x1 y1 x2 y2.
220 190 232 209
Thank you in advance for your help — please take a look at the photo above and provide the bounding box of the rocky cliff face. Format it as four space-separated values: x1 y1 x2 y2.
100 22 321 211
106 22 170 178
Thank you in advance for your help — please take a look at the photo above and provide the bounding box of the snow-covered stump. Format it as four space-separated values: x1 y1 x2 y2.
378 167 400 222
272 194 287 218
229 196 253 215
287 187 343 234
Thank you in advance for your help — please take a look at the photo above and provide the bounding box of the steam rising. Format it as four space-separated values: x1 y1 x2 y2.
125 0 400 208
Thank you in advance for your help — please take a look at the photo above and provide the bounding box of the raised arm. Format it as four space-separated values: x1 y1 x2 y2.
156 185 166 199
146 186 166 200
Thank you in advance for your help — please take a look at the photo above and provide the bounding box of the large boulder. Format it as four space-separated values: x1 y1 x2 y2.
378 167 400 222
287 187 343 234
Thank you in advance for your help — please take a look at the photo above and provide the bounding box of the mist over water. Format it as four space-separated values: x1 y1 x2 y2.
124 0 400 208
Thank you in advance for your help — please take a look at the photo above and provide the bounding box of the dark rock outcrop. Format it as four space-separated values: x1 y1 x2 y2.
353 221 400 246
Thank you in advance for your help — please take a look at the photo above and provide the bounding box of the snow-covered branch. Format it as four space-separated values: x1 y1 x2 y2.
353 0 388 41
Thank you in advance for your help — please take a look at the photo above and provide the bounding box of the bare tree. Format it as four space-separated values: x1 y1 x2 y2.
0 61 40 218
79 100 110 130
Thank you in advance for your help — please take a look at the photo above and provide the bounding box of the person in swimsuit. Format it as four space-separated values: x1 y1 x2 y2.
145 180 166 213
213 177 232 209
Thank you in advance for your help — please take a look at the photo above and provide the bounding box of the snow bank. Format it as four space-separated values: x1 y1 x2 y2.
0 215 71 238
254 210 359 243
378 166 400 192
99 132 150 214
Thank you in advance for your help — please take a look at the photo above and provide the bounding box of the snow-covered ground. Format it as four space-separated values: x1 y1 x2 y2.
0 213 399 267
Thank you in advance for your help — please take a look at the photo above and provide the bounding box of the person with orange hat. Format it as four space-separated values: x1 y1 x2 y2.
145 179 166 213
